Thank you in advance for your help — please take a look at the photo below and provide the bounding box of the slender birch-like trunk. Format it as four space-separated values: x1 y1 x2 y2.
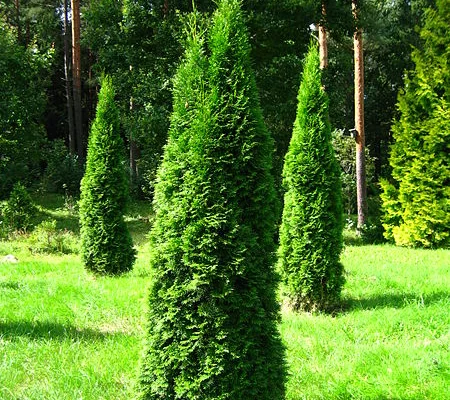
64 0 76 153
353 0 367 229
71 0 84 160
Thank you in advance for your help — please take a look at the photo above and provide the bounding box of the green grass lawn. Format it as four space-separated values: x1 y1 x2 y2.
283 245 450 400
1 195 449 399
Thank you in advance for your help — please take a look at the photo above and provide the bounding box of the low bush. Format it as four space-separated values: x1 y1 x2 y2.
1 182 36 232
360 222 385 245
28 219 79 254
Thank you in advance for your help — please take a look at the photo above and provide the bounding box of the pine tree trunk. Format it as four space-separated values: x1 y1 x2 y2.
319 1 328 70
88 49 96 122
15 0 21 44
64 0 76 154
71 0 84 160
128 65 139 183
129 137 139 182
25 20 30 47
353 0 367 229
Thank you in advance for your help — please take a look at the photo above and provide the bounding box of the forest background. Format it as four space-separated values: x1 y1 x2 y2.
0 0 436 222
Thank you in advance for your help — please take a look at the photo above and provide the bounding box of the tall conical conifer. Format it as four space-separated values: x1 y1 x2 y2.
137 2 285 399
278 44 344 312
79 76 135 275
381 0 450 248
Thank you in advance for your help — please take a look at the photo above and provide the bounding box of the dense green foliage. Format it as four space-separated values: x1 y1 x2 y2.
42 139 84 196
84 0 214 197
82 0 431 202
278 44 344 312
79 76 136 275
358 0 434 176
0 18 51 197
1 0 437 203
138 2 285 398
381 0 450 248
84 0 313 196
0 182 36 233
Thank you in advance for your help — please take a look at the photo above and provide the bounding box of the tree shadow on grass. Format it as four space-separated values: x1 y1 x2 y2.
126 218 152 246
339 291 450 313
28 209 80 236
0 320 127 342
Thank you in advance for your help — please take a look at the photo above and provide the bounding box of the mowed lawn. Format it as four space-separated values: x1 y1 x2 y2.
1 214 449 399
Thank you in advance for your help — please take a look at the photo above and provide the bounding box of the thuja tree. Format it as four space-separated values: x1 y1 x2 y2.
79 76 136 275
380 0 450 248
278 44 344 312
137 2 285 399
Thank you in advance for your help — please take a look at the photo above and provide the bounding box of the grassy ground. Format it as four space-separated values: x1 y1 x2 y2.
284 245 450 400
1 194 449 399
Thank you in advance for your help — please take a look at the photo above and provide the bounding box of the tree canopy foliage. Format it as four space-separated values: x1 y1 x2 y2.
1 0 447 243
0 17 52 197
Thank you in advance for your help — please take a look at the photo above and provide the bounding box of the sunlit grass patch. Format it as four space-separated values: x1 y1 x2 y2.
283 245 450 400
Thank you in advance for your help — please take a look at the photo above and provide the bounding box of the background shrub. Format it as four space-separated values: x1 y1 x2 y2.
381 0 450 248
42 139 84 196
28 219 78 254
1 182 36 232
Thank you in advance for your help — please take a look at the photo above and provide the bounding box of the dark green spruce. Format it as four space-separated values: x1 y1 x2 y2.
137 2 286 399
79 76 135 275
278 44 344 312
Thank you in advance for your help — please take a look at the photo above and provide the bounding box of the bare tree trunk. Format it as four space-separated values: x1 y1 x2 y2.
129 131 139 184
88 49 96 123
319 1 328 70
129 66 139 183
15 0 21 44
25 19 30 47
64 0 76 154
71 0 84 160
352 0 367 229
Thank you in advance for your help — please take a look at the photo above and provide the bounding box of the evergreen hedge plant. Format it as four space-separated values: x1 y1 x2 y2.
79 76 135 275
137 2 285 398
380 0 450 248
277 43 344 312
